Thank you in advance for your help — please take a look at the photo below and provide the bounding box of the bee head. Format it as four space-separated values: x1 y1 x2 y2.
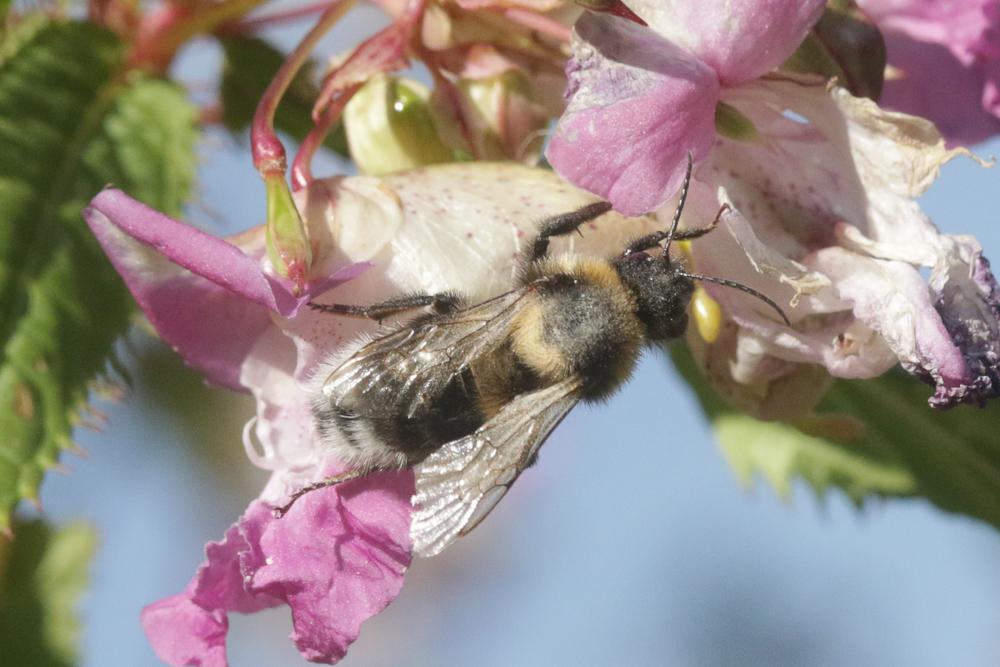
614 252 694 341
613 153 789 341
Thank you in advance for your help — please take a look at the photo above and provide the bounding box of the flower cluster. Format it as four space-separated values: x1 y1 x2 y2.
545 0 1000 413
81 0 1000 664
86 165 657 663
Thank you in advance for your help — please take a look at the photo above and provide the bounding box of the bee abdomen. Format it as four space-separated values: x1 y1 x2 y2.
316 367 486 467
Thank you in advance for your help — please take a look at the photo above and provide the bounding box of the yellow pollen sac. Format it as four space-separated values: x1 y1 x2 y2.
675 239 693 259
692 285 722 343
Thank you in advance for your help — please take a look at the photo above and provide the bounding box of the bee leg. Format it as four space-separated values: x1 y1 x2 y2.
622 204 731 256
272 467 375 518
309 292 463 322
529 201 614 261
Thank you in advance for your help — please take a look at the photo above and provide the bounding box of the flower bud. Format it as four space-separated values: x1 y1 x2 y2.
451 69 550 163
265 173 312 294
343 75 453 175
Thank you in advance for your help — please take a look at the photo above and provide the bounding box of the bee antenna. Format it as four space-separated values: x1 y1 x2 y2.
662 152 694 257
677 271 791 326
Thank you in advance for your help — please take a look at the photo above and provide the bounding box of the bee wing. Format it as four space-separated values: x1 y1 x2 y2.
410 376 583 558
323 288 534 418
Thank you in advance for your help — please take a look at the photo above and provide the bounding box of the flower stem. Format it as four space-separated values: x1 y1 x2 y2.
252 0 356 294
251 0 357 175
220 0 342 35
130 0 270 70
291 84 362 190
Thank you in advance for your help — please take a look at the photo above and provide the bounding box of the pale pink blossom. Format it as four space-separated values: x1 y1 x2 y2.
85 164 658 664
677 75 1000 409
546 1 1000 410
857 0 1000 145
546 0 826 215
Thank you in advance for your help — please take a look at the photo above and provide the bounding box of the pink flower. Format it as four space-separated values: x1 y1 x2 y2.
546 0 827 215
544 1 1000 410
85 164 659 664
856 0 1000 145
677 76 1000 411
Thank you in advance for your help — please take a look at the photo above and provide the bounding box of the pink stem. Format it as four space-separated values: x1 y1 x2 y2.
220 0 339 34
498 7 571 42
312 0 425 120
251 0 356 176
291 0 426 189
291 84 362 190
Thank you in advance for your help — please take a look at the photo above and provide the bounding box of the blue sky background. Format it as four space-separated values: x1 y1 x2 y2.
32 13 1000 667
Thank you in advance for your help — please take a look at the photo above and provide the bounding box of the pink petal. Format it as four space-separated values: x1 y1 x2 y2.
141 592 229 667
546 13 719 215
857 0 995 64
809 247 974 402
877 28 1000 145
626 0 826 84
250 471 414 662
142 473 413 667
83 190 367 390
142 510 279 667
857 0 1000 145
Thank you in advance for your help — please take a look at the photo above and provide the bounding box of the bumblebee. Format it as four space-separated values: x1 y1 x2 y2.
279 158 788 557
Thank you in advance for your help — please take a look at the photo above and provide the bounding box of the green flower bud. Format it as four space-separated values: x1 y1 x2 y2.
344 75 453 175
265 173 312 294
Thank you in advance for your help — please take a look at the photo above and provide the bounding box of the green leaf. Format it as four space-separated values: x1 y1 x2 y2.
219 35 348 156
670 344 1000 528
0 519 97 667
0 21 198 530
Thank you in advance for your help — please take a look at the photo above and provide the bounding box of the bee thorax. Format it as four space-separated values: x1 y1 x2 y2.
512 261 643 399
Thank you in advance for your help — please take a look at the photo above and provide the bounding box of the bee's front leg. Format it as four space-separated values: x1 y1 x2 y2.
309 292 463 322
529 201 614 262
622 203 730 256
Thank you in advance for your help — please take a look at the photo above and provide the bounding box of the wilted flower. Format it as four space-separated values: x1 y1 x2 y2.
85 164 656 665
856 0 1000 145
545 0 1000 411
680 75 1000 412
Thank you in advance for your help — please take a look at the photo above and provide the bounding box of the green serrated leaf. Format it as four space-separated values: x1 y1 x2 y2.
0 21 198 530
670 344 1000 528
219 35 348 156
0 519 97 666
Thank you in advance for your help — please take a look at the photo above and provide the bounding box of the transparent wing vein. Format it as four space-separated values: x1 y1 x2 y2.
411 377 583 557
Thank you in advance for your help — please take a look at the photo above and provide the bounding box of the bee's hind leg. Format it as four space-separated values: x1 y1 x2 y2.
529 201 614 262
309 292 463 322
273 467 375 518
